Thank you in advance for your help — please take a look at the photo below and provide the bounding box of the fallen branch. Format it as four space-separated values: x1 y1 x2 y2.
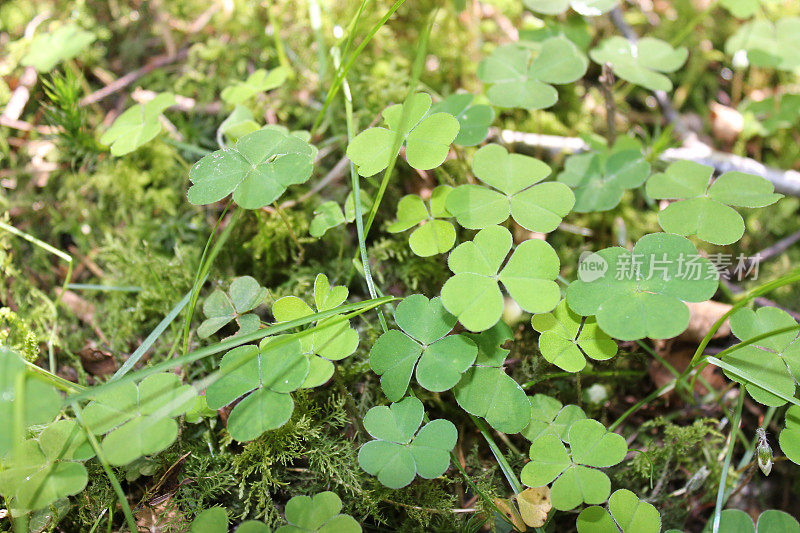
80 49 189 106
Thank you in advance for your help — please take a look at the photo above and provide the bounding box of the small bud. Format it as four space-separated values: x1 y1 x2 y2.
756 428 773 476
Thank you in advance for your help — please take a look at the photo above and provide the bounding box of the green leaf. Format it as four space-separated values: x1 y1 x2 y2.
198 276 267 339
0 420 94 512
358 397 457 488
720 0 761 18
187 127 317 208
22 24 95 71
478 37 588 109
221 67 290 105
701 509 800 533
276 491 361 533
0 348 62 458
447 144 574 232
346 93 459 177
646 160 782 245
566 233 719 341
454 366 531 433
725 18 800 71
521 394 587 443
523 0 618 16
99 93 176 156
218 105 261 144
205 336 308 441
780 405 800 465
521 419 626 510
589 37 687 92
370 295 476 401
722 307 800 406
441 225 561 332
388 186 456 256
557 143 650 213
309 201 346 238
577 489 661 533
430 93 495 146
273 274 359 388
740 94 800 137
82 373 196 465
189 507 228 532
532 300 617 372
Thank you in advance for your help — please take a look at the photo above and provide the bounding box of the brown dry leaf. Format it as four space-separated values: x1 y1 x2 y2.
517 486 552 527
493 497 527 531
678 300 732 344
79 344 117 377
709 101 743 145
648 346 725 395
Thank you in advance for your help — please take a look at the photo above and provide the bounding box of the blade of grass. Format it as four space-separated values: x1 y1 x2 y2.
336 47 388 333
706 356 800 407
72 402 137 532
363 7 438 237
181 205 240 356
712 388 745 533
311 0 408 135
66 295 397 404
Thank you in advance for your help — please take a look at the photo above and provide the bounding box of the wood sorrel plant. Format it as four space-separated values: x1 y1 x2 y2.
3 2 800 532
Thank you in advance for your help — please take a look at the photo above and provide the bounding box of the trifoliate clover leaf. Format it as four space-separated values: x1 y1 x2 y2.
188 127 317 209
780 406 800 466
198 276 267 339
221 67 290 105
370 294 476 401
446 144 574 232
99 93 176 156
725 18 800 71
346 93 459 177
520 419 627 510
218 105 261 145
22 24 95 72
309 190 372 238
430 93 494 146
206 336 309 441
589 37 688 92
276 491 362 533
455 323 532 434
557 142 650 213
0 347 62 457
577 489 661 533
566 233 719 341
272 274 359 388
357 397 457 489
532 300 617 372
522 0 617 16
0 420 94 512
646 160 783 245
722 307 800 407
521 394 587 443
701 509 800 533
740 94 800 138
82 373 197 465
478 37 588 109
388 186 456 256
441 225 561 332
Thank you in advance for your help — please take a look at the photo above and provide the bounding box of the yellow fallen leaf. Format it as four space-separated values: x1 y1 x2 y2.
517 486 552 527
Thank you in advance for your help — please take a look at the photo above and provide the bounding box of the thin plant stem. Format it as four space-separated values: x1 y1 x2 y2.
181 205 240 356
712 388 745 533
12 373 28 533
337 48 389 332
311 0 408 135
364 8 438 236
